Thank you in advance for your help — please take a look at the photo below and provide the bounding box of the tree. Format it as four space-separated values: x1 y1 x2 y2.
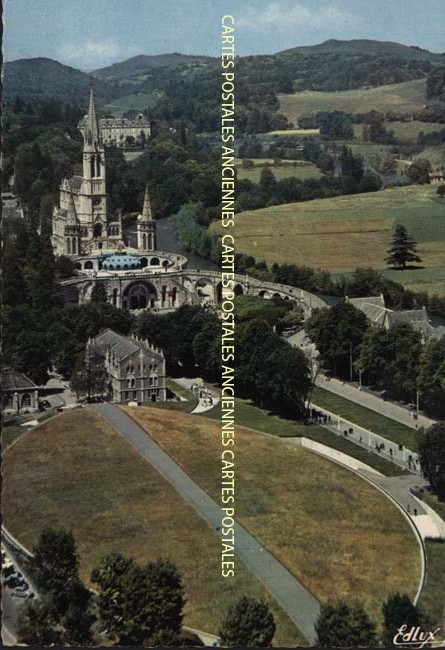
29 528 95 644
356 324 422 401
91 281 108 304
418 338 445 418
359 168 382 193
306 303 369 378
55 255 76 279
407 158 432 184
92 554 185 646
315 600 377 647
437 184 445 198
17 600 61 646
381 593 422 646
386 224 422 269
91 552 137 639
417 422 445 498
219 596 276 647
2 241 27 306
32 528 79 595
70 349 108 400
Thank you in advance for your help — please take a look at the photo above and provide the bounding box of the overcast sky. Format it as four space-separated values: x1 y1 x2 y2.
4 0 445 70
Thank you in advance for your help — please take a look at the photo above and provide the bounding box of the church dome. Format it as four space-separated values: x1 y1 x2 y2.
102 254 141 270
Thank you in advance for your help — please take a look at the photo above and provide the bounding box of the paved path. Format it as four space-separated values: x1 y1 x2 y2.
92 403 320 643
315 376 435 430
309 402 420 474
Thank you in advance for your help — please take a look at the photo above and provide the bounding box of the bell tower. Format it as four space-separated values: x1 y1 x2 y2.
81 90 108 241
137 187 157 251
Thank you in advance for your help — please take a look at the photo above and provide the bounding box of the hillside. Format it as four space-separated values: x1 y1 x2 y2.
278 39 445 64
92 53 214 81
3 57 116 104
211 185 445 295
278 79 428 123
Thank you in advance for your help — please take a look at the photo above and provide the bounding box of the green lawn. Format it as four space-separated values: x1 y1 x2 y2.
2 425 25 449
202 397 406 476
211 184 445 295
419 540 445 628
238 165 323 183
311 387 417 449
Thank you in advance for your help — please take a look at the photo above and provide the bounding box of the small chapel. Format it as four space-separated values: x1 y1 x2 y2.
51 90 156 258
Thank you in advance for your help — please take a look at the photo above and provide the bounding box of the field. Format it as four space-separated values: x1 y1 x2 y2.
352 121 444 144
267 129 321 136
278 79 427 124
237 164 323 183
2 410 305 646
213 184 445 295
202 397 406 476
123 406 421 624
103 90 160 116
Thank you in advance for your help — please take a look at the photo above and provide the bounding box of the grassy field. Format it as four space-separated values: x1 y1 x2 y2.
2 410 305 646
123 406 420 624
213 184 445 295
267 129 321 137
352 121 444 145
237 165 324 183
2 425 25 449
103 91 160 116
311 387 417 449
278 79 427 123
419 540 445 628
202 397 405 477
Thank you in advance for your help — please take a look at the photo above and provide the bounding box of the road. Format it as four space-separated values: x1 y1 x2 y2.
1 543 35 646
92 403 320 643
315 376 435 430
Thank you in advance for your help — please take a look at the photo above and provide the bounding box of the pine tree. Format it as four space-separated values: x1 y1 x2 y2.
386 224 422 269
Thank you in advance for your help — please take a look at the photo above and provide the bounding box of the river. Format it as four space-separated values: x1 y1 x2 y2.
125 215 220 271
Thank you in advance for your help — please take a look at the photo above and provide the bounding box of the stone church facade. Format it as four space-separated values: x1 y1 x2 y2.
52 90 158 259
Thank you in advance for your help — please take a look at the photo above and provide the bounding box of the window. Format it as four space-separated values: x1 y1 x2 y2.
22 394 31 407
124 391 129 400
133 391 137 400
4 394 14 409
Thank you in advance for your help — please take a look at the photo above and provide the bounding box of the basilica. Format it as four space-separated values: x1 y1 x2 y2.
51 90 155 258
54 92 321 317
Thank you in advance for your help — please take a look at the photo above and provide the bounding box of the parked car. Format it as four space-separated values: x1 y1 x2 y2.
4 575 22 588
14 581 29 592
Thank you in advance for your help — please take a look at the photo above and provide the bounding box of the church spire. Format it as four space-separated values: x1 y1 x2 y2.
85 89 100 147
141 186 154 222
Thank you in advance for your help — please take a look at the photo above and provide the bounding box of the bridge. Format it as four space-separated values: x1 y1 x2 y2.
59 268 328 315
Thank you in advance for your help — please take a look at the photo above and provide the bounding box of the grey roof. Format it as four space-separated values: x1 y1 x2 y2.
91 329 163 361
348 295 385 309
1 367 38 391
387 310 428 326
68 176 83 190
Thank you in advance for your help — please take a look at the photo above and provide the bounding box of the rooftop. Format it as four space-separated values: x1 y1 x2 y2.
1 367 38 391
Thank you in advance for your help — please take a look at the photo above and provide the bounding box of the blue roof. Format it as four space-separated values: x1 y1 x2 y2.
102 254 141 269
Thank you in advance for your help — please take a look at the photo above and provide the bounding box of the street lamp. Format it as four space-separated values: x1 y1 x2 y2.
358 368 363 391
416 389 420 419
